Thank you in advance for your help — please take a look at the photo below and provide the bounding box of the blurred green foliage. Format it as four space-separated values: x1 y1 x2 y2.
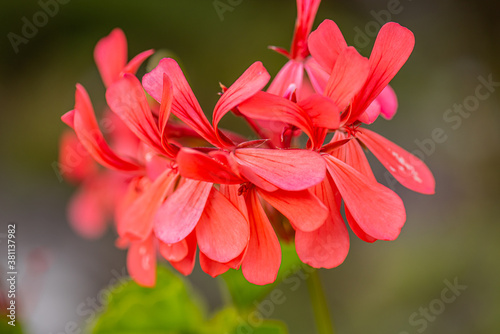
92 266 288 334
0 321 24 334
222 242 303 311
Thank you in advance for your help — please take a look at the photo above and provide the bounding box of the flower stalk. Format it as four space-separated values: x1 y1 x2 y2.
307 269 335 334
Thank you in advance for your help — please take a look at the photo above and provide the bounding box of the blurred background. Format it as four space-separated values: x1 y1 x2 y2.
0 0 499 333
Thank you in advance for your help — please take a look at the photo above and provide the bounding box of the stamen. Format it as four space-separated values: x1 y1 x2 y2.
345 123 362 137
169 160 178 173
238 183 249 196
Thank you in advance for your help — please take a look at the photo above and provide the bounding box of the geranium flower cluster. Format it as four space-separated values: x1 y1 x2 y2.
59 0 434 286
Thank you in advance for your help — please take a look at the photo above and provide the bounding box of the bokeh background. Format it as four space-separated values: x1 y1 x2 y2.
1 0 499 333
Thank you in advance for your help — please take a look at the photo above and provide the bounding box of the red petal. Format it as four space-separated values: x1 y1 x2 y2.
295 176 349 268
213 61 270 142
345 206 377 243
115 236 130 250
157 74 179 156
103 110 142 159
290 0 322 59
94 28 127 87
258 188 328 232
267 60 304 97
238 91 315 141
377 85 398 120
61 109 75 128
298 74 316 100
298 94 340 129
159 239 188 262
199 252 230 277
115 176 143 233
127 234 156 287
118 169 178 241
224 250 246 270
219 184 249 220
357 99 381 124
351 22 414 121
356 128 435 194
328 131 348 161
68 179 108 239
106 74 164 154
324 47 369 112
145 153 172 181
343 135 376 181
176 147 243 184
324 155 406 240
154 180 212 244
241 190 281 285
235 163 279 192
308 20 347 72
195 188 249 263
68 84 141 172
158 74 172 138
122 49 155 76
169 232 197 276
142 58 219 146
234 148 326 191
58 130 96 183
304 57 330 95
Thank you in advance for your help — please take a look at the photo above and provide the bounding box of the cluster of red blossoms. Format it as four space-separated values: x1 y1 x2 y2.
59 0 434 286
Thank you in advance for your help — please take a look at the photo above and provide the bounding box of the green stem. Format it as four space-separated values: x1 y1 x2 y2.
306 269 335 334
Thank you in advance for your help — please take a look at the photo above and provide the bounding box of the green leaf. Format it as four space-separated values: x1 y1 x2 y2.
251 321 289 334
231 320 289 334
0 320 23 334
202 307 289 334
221 242 305 311
92 265 205 334
202 307 240 333
91 265 289 334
